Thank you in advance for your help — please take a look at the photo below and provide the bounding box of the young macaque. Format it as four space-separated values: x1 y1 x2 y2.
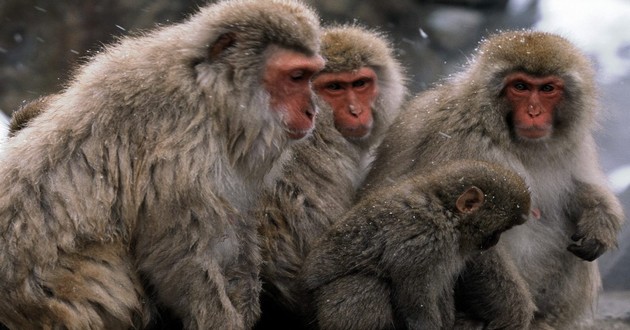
302 160 531 330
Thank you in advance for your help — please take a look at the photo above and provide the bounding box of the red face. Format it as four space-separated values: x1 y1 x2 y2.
263 48 325 140
504 72 564 140
313 67 379 139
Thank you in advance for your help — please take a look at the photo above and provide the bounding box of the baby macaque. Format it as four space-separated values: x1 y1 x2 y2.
302 160 531 329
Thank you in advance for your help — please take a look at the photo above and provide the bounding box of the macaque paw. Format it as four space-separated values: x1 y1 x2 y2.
567 233 607 261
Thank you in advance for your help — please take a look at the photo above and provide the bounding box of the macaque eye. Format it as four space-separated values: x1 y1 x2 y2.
326 82 342 91
513 82 528 91
352 79 367 88
290 70 306 81
540 84 555 92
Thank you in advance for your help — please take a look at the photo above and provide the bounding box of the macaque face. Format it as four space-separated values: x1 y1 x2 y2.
504 72 564 140
314 67 379 139
263 47 325 139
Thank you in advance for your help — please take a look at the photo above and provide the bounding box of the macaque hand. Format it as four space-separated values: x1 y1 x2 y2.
567 232 607 262
567 204 621 262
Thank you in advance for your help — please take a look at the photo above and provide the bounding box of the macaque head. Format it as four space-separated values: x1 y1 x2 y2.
434 160 531 252
263 47 325 139
503 72 564 140
454 186 502 250
474 31 597 144
312 25 406 145
313 67 379 139
199 0 324 142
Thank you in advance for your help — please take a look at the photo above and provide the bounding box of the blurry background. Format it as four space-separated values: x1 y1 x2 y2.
1 0 628 326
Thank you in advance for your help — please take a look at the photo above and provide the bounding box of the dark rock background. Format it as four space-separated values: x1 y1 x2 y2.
1 0 628 327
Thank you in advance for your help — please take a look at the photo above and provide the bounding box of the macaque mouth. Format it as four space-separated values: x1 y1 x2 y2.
287 128 312 140
285 111 316 140
514 125 552 139
337 117 374 139
340 125 372 139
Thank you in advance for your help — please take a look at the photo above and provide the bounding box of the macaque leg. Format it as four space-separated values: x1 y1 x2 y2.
5 244 149 330
455 247 535 329
137 250 244 329
314 275 395 330
391 277 445 330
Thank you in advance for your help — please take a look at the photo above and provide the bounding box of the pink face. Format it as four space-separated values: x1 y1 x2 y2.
313 67 379 139
263 48 325 140
504 72 564 140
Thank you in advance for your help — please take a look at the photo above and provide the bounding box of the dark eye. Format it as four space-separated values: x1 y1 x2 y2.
352 79 367 88
290 70 306 81
513 82 527 90
540 84 554 92
326 82 342 91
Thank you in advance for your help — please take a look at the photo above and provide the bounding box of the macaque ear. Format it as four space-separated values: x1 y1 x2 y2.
208 32 237 61
456 186 485 214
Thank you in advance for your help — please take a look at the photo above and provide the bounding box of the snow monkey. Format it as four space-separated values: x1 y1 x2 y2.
302 160 531 329
361 30 625 329
0 0 324 329
254 25 406 329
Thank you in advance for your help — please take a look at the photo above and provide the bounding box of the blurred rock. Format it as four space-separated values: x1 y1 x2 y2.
425 7 484 51
0 0 198 114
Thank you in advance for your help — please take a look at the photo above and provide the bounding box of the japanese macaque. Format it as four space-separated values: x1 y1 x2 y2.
302 160 531 330
0 0 324 329
254 25 406 328
361 30 625 328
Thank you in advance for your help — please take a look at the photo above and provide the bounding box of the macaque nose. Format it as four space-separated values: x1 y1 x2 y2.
348 104 362 116
528 103 542 117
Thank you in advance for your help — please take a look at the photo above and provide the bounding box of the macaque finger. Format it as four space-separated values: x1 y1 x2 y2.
567 239 606 262
571 233 585 242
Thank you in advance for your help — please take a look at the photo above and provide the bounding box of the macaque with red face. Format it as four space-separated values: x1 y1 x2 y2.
0 1 324 329
314 67 379 140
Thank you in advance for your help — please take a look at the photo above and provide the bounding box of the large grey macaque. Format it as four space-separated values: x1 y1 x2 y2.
302 160 531 330
361 30 625 328
0 0 324 329
255 25 406 328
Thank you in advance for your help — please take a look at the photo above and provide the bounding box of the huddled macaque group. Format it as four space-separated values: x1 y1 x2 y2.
0 1 624 329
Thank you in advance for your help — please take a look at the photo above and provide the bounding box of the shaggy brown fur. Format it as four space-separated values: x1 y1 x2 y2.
254 25 406 329
302 160 531 329
0 0 322 329
361 30 625 329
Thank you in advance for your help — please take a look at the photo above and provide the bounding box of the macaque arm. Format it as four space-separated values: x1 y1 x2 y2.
567 180 624 261
455 247 536 329
136 232 247 329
